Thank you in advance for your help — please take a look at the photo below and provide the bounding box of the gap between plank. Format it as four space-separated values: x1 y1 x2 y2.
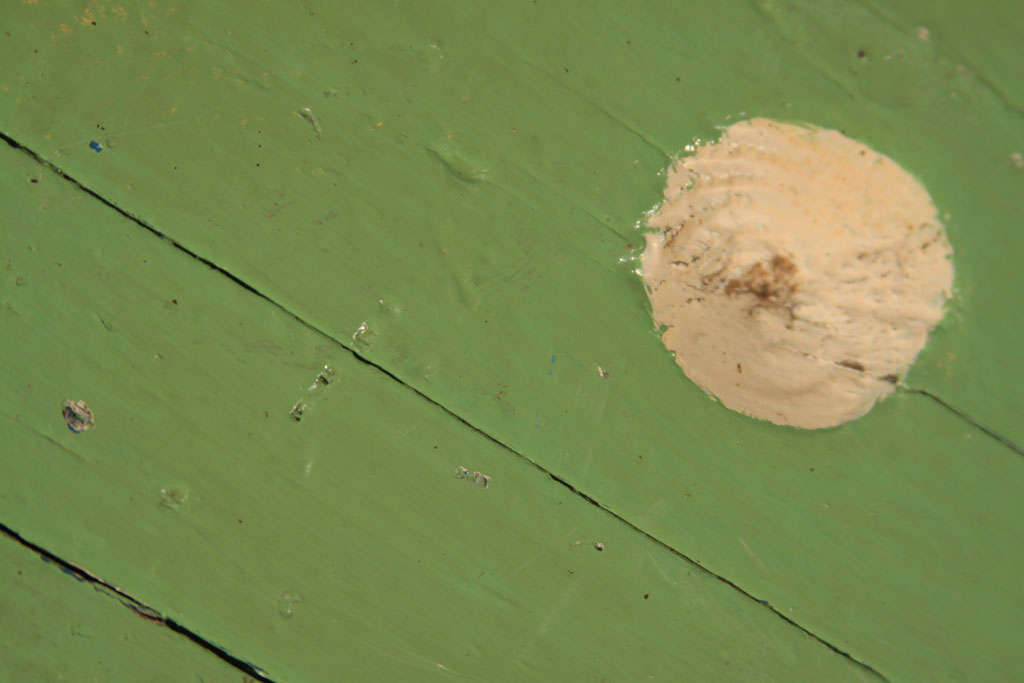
14 128 1015 681
0 522 274 682
900 386 1022 456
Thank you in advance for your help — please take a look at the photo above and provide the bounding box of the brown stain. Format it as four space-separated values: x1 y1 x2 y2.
724 255 798 303
837 359 866 372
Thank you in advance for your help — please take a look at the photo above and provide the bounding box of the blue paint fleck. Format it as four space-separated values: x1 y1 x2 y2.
547 354 556 376
40 555 87 582
62 399 94 433
89 140 102 153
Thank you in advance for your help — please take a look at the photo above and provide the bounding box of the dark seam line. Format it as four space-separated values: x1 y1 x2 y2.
901 387 1022 456
3 130 895 678
0 522 274 682
0 131 262 300
542 472 889 680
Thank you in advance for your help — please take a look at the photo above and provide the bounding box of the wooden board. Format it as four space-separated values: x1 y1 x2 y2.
1 1 1021 681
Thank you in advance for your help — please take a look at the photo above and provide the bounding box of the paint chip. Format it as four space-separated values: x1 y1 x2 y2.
159 486 188 510
62 399 94 433
297 106 322 138
641 118 953 428
277 591 303 618
455 466 491 489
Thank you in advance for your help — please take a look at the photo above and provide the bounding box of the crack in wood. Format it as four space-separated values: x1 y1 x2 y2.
0 523 274 682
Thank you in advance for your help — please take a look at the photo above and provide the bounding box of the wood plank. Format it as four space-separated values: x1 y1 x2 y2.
1 1 1021 680
0 142 869 681
0 533 244 682
0 0 1018 442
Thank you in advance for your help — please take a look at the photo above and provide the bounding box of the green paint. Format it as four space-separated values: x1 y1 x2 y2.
1 1 1022 680
0 535 241 682
0 144 868 680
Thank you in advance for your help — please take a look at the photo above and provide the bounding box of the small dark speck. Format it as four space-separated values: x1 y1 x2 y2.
237 519 243 524
563 67 569 73
881 374 899 384
675 77 681 82
809 467 815 472
626 39 632 45
643 593 649 600
90 20 97 26
171 298 178 304
29 178 38 183
857 49 867 59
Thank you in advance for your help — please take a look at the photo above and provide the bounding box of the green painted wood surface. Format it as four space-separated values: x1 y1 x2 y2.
1 1 1022 681
0 534 242 682
0 143 871 680
1 0 1020 443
